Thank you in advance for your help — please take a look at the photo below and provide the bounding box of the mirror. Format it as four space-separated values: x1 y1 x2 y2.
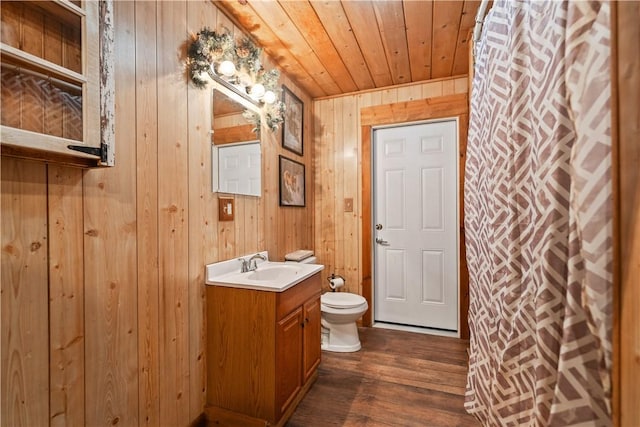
211 79 262 197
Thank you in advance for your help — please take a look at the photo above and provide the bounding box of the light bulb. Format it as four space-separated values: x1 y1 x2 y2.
263 90 276 104
217 60 236 77
249 83 265 100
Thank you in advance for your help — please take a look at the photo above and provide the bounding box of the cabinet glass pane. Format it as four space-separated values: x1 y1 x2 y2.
1 63 83 141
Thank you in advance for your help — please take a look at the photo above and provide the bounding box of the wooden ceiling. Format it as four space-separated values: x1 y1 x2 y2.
216 0 480 99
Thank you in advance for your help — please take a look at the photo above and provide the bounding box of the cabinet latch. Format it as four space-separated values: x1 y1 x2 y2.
68 142 108 163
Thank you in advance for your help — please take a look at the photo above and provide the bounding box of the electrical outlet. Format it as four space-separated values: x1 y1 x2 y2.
218 197 234 221
344 198 353 212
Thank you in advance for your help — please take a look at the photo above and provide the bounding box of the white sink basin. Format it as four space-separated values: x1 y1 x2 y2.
206 253 324 292
246 264 303 282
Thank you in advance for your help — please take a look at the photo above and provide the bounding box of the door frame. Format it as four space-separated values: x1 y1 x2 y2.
360 93 470 338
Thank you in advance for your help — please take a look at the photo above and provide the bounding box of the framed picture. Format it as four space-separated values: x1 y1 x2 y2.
279 155 305 207
282 85 303 156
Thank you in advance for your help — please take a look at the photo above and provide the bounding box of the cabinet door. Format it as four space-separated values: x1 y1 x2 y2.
302 296 321 383
0 0 114 167
276 307 303 416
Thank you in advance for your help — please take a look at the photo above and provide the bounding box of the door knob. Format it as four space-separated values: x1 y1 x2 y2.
375 224 383 230
375 237 389 246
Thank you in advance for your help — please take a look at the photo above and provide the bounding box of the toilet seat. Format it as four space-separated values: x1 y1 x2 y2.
321 292 366 309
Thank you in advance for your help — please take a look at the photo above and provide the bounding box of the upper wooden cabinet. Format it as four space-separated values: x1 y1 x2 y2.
0 1 114 167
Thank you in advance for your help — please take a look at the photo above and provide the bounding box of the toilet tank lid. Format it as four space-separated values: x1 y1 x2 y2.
321 292 366 309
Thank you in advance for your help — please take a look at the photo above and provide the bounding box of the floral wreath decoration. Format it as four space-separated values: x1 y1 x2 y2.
187 27 285 132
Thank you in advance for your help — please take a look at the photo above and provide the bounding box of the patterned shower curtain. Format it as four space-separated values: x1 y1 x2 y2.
464 1 612 426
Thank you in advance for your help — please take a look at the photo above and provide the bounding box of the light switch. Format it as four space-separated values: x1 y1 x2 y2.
218 197 234 221
344 198 353 212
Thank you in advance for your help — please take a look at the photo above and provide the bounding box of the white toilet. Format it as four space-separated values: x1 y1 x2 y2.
285 251 368 353
320 291 368 352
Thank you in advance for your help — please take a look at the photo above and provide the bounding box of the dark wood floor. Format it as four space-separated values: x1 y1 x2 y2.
286 327 480 427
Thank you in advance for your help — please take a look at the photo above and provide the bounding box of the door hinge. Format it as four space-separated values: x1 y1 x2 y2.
68 142 108 163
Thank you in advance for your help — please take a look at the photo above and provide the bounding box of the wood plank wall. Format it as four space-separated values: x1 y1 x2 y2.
0 1 314 426
312 76 468 296
616 2 640 426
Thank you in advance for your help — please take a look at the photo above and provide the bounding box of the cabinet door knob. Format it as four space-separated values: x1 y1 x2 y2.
305 318 309 323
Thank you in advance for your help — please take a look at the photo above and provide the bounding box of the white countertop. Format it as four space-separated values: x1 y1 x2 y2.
205 252 324 292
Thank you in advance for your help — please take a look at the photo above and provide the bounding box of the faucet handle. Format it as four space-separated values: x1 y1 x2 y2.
238 258 249 273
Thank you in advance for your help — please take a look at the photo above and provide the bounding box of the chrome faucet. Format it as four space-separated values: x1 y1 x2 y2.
238 253 266 273
248 253 266 271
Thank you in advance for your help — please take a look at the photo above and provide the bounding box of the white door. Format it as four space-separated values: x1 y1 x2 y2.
373 120 458 330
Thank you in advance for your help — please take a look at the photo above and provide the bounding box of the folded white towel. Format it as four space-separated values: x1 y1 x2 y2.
284 249 314 262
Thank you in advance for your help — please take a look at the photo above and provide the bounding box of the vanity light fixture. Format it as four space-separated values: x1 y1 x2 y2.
187 27 285 132
217 60 236 77
263 90 277 105
249 83 266 100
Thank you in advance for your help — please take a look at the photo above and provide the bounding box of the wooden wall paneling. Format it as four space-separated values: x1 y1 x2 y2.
83 0 139 424
1 158 49 427
342 95 359 294
442 78 456 95
319 98 336 284
243 196 259 254
366 90 383 109
397 85 420 102
616 2 640 425
216 7 235 35
187 1 220 421
380 88 397 106
313 99 325 275
372 0 411 86
156 2 190 424
360 124 373 326
234 197 246 256
134 1 160 425
453 77 468 94
333 98 345 283
422 80 444 98
260 115 278 260
403 0 434 82
355 92 373 296
218 207 235 260
48 165 85 427
431 1 464 79
306 95 316 249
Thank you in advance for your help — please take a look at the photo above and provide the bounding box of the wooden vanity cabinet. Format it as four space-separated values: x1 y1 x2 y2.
205 272 321 427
